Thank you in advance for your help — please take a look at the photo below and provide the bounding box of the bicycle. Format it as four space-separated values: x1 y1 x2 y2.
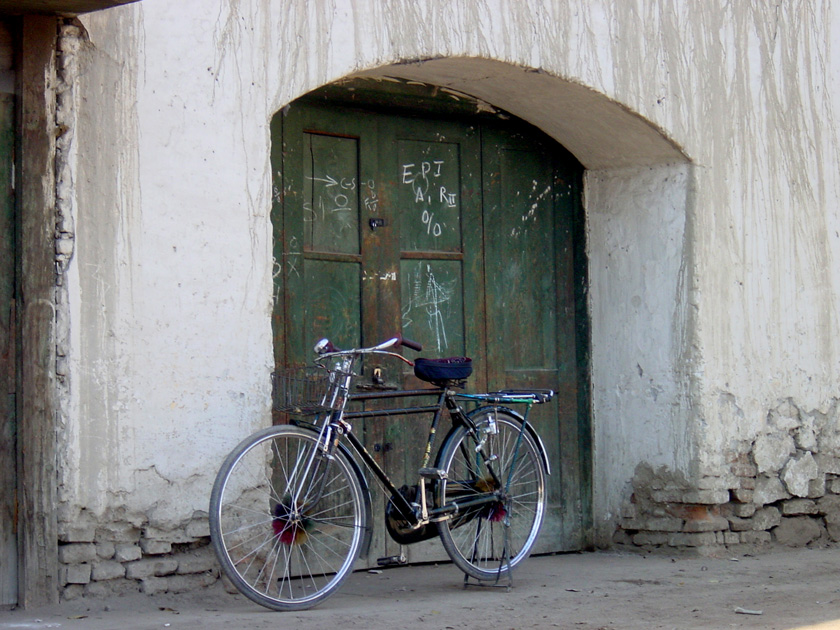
209 335 554 611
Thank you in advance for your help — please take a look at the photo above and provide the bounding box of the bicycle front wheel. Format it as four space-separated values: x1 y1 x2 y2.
209 424 366 611
435 408 546 581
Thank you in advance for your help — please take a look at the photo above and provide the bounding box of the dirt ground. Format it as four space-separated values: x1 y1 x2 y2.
3 546 840 630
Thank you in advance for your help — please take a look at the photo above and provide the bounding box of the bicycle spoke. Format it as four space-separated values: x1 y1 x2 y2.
210 425 365 611
437 410 546 581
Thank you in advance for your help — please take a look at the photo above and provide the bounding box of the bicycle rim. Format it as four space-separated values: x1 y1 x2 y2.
209 425 365 610
436 410 546 581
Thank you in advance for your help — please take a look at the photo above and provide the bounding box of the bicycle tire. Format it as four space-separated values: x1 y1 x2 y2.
209 424 366 611
435 407 546 581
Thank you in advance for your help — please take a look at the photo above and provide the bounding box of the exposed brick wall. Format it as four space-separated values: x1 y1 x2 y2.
615 400 840 551
58 511 218 600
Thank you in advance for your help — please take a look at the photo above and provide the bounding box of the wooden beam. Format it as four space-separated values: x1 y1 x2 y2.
16 13 58 607
0 1 139 17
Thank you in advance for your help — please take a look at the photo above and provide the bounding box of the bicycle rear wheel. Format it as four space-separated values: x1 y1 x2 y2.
209 424 366 610
435 408 546 581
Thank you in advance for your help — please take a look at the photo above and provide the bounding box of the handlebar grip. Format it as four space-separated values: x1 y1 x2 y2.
398 336 423 352
314 338 340 354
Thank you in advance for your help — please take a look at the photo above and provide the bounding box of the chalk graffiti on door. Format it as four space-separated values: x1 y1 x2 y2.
401 159 457 239
304 173 358 246
402 264 456 353
398 141 461 252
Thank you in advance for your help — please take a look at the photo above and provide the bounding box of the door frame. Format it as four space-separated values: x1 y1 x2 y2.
272 78 593 550
12 15 61 608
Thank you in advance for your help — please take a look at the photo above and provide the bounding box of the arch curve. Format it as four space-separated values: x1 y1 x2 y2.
353 57 688 170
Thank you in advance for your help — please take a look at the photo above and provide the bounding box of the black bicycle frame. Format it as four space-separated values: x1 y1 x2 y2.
336 388 500 526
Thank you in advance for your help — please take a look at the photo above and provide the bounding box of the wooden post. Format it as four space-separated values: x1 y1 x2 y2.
16 14 59 607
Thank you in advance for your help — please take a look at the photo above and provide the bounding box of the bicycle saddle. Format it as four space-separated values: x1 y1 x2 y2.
414 357 472 386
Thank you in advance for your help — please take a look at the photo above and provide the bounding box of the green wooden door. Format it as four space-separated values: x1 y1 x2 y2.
0 92 16 606
272 88 588 562
482 123 586 551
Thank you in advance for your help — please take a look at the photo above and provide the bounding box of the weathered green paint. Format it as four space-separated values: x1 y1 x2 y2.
482 122 586 551
271 80 589 559
0 92 16 607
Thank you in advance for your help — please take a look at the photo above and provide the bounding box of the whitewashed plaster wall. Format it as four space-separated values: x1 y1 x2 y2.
60 0 840 546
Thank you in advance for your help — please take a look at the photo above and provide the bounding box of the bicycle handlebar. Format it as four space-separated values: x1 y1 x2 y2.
314 335 423 357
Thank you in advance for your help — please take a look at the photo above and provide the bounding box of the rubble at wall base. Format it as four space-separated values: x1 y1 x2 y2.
615 399 840 554
57 512 219 601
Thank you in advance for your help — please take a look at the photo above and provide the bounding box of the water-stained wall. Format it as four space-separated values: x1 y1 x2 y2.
51 0 840 595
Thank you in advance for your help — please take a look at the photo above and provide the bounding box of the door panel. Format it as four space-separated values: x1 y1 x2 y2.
272 94 587 561
400 259 465 357
303 260 361 353
302 133 360 255
482 125 585 551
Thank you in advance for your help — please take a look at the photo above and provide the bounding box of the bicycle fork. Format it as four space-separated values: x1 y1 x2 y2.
274 420 343 542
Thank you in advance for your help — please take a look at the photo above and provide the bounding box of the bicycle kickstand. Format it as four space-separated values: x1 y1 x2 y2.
462 508 514 591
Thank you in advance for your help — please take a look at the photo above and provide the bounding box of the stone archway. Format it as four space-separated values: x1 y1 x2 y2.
351 58 695 545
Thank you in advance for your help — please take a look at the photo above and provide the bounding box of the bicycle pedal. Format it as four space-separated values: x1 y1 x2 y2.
377 555 407 567
418 467 447 480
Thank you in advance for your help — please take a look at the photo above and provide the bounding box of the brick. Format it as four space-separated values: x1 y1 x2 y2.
96 541 115 560
651 490 686 503
683 514 729 532
722 531 740 545
58 543 97 564
752 506 782 530
186 518 210 539
817 494 840 516
726 451 751 465
143 527 192 543
125 558 178 580
633 532 669 546
731 462 758 478
753 476 790 505
781 453 819 497
91 560 126 581
649 489 723 505
84 579 141 598
667 532 718 547
95 523 141 543
740 530 771 544
176 549 217 575
681 490 730 505
165 573 218 593
60 525 96 543
773 517 822 547
61 584 85 601
140 539 172 555
817 455 840 476
754 433 795 474
826 522 840 542
731 488 754 503
60 563 91 585
698 474 738 491
795 426 818 451
666 505 715 520
114 543 142 563
730 503 757 518
140 577 168 595
781 499 818 515
808 476 827 499
643 517 684 532
727 506 781 532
